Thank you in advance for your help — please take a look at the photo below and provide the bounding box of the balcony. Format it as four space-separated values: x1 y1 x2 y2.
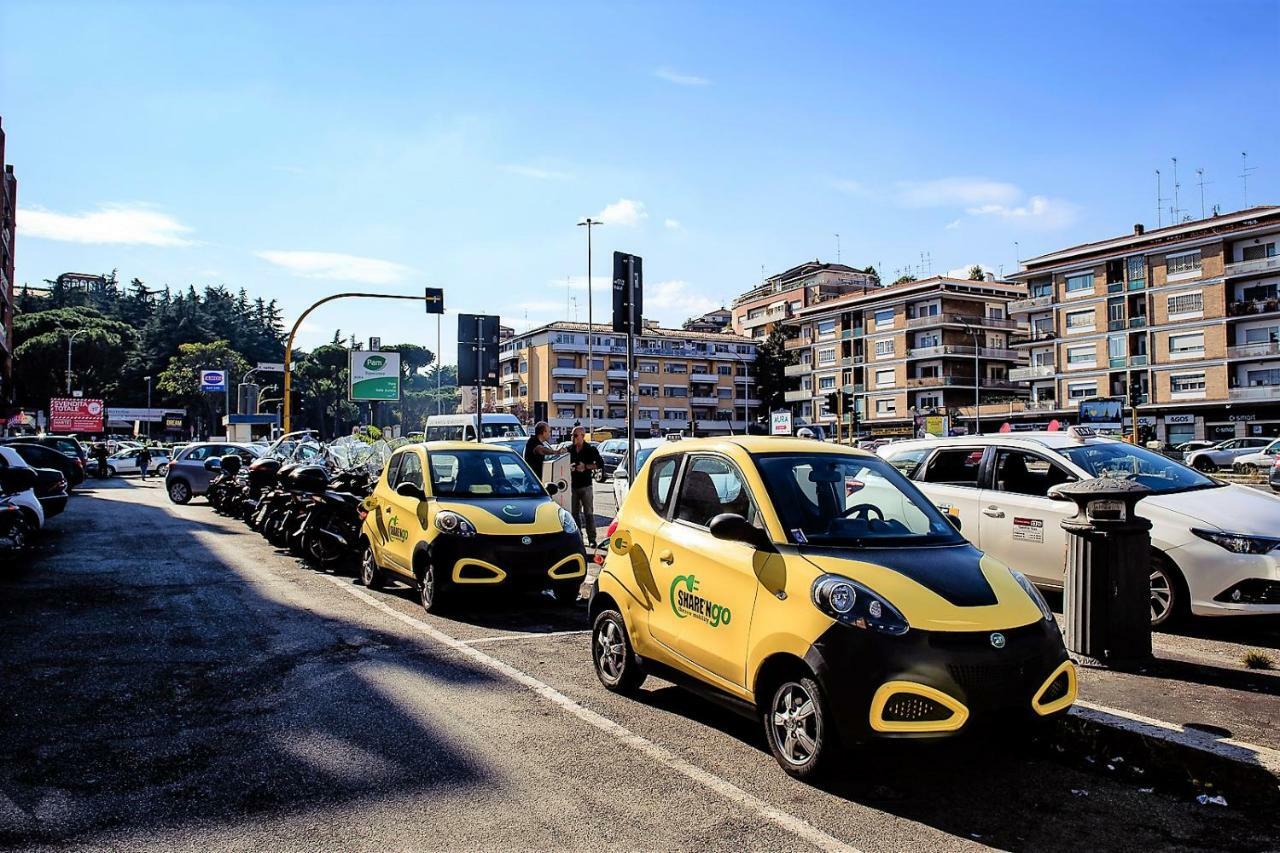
689 372 717 383
606 369 635 380
1228 298 1280 317
840 326 864 339
1127 279 1146 291
783 363 810 377
907 345 1022 360
1228 341 1280 359
1225 256 1280 279
734 374 754 383
784 389 812 403
551 366 587 378
1128 316 1148 329
550 340 588 353
842 383 865 394
1229 385 1280 401
690 396 720 406
1010 364 1055 381
1008 294 1053 313
905 312 1020 330
551 392 587 403
784 337 811 351
840 355 865 367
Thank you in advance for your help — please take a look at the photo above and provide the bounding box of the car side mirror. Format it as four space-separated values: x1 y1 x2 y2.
613 469 629 480
545 482 559 496
204 459 221 471
396 482 426 501
1047 483 1073 502
709 513 771 550
945 513 963 532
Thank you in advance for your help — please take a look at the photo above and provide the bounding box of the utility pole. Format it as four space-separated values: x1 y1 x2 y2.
578 217 602 432
959 316 981 435
63 328 86 395
144 375 152 440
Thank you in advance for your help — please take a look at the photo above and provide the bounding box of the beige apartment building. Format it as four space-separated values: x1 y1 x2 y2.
783 275 1028 438
1008 205 1280 445
731 261 879 338
496 321 758 435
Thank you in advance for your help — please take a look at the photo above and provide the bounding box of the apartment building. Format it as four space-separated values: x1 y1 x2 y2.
1008 206 1280 445
0 117 15 401
731 261 879 338
784 275 1028 438
496 321 758 434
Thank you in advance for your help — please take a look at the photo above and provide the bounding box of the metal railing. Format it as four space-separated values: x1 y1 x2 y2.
1227 341 1280 359
1008 294 1053 312
1225 256 1280 278
1009 364 1055 381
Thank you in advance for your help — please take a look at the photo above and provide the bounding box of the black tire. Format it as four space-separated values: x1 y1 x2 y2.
591 609 645 694
417 558 446 612
1149 555 1189 629
167 480 192 504
107 466 117 477
1192 457 1215 472
1239 463 1258 475
359 542 386 590
762 674 838 780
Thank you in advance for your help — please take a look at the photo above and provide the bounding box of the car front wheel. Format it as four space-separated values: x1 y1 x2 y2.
1150 557 1188 628
1192 457 1215 472
167 480 192 504
359 543 386 590
764 675 837 780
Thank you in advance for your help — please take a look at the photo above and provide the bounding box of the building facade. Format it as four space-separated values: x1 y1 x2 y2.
497 321 758 434
0 117 15 401
731 261 879 338
783 275 1028 438
1008 206 1280 444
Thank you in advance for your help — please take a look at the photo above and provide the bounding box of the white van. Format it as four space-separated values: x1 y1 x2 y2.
424 414 528 443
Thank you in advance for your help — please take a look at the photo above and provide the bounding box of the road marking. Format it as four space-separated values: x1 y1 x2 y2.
320 575 860 853
462 629 591 646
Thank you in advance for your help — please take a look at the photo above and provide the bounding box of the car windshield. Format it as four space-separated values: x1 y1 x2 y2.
754 453 963 548
428 449 545 498
1055 441 1220 493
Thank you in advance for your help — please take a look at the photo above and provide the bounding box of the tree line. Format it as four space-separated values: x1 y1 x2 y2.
12 272 460 437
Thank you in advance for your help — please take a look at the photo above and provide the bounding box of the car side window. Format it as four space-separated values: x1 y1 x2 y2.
398 452 424 489
992 450 1076 498
385 451 405 486
885 448 928 478
921 448 984 487
674 455 759 528
184 445 213 461
647 454 680 515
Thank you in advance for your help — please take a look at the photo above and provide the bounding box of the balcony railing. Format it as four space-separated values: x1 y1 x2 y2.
1008 294 1053 313
1229 385 1280 401
840 326 864 339
841 355 865 367
907 345 1022 360
784 337 811 351
1009 364 1055 381
905 312 1020 330
1228 341 1280 359
550 366 587 378
1010 329 1055 346
689 372 718 383
783 363 809 377
1128 316 1148 329
1225 256 1280 278
552 392 587 402
783 389 812 402
1228 298 1280 317
690 396 720 406
842 383 865 394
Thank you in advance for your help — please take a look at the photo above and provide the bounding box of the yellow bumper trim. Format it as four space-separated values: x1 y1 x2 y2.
1031 660 1078 717
451 558 508 584
870 681 970 734
548 553 587 580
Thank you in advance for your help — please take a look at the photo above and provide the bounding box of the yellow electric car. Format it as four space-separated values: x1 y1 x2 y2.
360 441 587 610
589 436 1076 779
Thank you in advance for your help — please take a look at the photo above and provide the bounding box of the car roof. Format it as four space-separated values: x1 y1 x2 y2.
651 435 877 458
413 440 520 453
881 431 1114 454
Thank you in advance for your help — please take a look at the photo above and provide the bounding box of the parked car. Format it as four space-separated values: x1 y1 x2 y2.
1167 440 1216 461
597 439 628 481
0 435 89 470
165 442 262 504
1233 438 1280 474
0 446 46 531
4 441 86 490
1272 457 1280 493
879 431 1280 626
1184 437 1273 471
610 438 669 507
31 467 68 519
590 436 1074 779
105 447 172 476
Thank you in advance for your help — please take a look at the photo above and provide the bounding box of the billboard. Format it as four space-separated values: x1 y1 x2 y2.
200 370 227 392
49 397 105 433
1078 397 1124 432
770 411 792 435
349 350 401 401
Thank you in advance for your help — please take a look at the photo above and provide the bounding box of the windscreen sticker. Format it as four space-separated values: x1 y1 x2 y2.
791 529 809 544
1012 517 1044 543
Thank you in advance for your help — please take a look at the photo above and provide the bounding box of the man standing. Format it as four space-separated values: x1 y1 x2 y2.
137 443 153 480
568 426 603 547
524 421 553 475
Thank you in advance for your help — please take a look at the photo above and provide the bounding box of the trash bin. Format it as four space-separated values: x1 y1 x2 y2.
1053 477 1153 667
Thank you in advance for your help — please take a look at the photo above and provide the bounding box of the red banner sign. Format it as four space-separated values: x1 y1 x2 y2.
49 398 105 433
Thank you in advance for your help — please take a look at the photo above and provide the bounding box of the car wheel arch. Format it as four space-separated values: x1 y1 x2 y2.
751 652 815 712
412 541 434 581
588 590 622 624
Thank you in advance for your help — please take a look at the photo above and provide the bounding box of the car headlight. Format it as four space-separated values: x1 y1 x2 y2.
434 510 477 537
558 506 578 534
1192 528 1280 555
1011 570 1055 622
812 574 909 635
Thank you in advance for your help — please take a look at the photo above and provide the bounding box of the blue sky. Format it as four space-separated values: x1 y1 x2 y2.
3 0 1278 361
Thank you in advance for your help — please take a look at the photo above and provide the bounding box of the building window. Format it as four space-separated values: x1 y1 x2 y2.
875 398 897 416
1066 344 1096 367
1030 278 1052 298
638 362 659 373
874 308 895 328
1245 368 1280 387
1065 310 1095 332
1243 325 1280 344
915 331 940 348
717 364 732 375
1167 291 1203 318
874 338 895 358
717 387 733 398
1167 250 1202 278
1168 332 1205 358
664 409 687 421
817 318 837 338
1127 256 1146 282
664 387 688 397
1065 272 1094 294
876 368 894 387
913 301 940 318
817 348 837 365
1067 382 1097 400
638 408 659 421
665 363 687 373
1170 372 1206 396
1107 335 1126 362
818 375 837 390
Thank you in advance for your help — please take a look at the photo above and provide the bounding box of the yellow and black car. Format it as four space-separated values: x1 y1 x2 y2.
360 441 587 610
589 436 1075 779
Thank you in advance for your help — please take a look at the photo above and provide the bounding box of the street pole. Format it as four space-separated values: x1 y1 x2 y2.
475 315 484 442
64 329 86 395
436 311 443 416
961 316 982 436
625 255 636 481
145 376 152 440
578 218 602 433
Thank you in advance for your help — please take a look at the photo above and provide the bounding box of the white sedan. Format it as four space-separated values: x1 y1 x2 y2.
106 448 171 476
1233 438 1280 474
880 430 1280 626
0 446 45 530
609 438 671 508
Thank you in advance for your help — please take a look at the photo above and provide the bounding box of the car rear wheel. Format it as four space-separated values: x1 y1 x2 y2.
1192 457 1215 472
591 610 645 694
764 676 837 780
359 543 386 590
1239 463 1258 475
167 479 192 504
1150 557 1188 628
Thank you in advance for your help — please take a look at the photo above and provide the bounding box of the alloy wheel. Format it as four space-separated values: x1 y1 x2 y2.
595 619 626 683
420 564 436 609
1150 567 1174 624
361 547 377 586
770 682 819 767
168 481 190 504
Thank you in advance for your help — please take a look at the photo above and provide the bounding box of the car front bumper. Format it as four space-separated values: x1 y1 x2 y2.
1166 538 1280 615
429 530 587 590
802 617 1072 745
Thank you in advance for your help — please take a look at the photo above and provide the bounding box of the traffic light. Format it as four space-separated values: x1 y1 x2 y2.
824 392 840 417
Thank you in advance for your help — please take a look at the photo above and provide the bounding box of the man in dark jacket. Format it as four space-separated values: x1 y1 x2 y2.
137 444 153 480
567 426 603 547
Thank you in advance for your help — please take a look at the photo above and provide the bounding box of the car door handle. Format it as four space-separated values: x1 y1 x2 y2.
658 550 674 565
983 506 1005 518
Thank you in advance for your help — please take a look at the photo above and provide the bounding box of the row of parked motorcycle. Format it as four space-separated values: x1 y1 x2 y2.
199 434 394 571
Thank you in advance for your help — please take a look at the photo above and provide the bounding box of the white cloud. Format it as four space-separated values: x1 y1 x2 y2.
500 164 570 180
18 203 195 246
944 219 963 231
654 67 710 87
595 198 648 227
645 279 717 316
897 178 1020 209
255 250 412 284
965 195 1080 229
833 179 865 195
664 218 683 230
945 263 996 280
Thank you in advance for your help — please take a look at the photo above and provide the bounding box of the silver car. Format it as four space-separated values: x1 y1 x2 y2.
165 442 261 504
1184 437 1273 472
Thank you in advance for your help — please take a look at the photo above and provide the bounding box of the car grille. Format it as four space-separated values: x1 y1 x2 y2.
947 660 1039 705
883 694 952 723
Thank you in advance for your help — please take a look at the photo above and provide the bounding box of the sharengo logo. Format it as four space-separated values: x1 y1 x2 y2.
670 574 731 628
387 513 409 542
363 355 387 371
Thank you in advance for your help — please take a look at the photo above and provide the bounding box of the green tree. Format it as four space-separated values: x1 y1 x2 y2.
892 273 917 285
753 328 793 418
12 307 136 402
157 340 250 432
967 264 986 280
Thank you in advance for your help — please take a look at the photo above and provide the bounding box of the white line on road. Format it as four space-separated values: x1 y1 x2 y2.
462 630 591 646
320 575 860 853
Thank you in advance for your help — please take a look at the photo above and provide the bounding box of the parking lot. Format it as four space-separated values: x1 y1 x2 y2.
0 477 1277 850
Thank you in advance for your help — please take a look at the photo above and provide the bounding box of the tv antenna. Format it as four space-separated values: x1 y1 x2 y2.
1155 170 1168 228
1196 168 1212 219
834 233 841 263
1241 152 1258 208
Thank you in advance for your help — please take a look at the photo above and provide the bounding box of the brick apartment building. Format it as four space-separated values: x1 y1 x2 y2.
731 261 879 338
1007 206 1280 445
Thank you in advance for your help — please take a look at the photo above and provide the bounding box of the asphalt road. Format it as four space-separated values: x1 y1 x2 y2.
1 477 1278 851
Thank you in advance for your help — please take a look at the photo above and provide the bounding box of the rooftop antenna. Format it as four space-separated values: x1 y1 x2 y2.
1172 157 1181 224
834 233 841 263
569 294 579 323
1155 170 1166 228
1241 152 1257 208
1196 168 1211 219
1014 240 1020 266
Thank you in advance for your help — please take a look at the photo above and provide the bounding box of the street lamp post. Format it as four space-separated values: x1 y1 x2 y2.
577 218 602 433
959 316 982 435
64 329 87 395
144 375 152 440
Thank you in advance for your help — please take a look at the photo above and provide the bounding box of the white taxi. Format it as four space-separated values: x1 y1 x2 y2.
880 431 1280 626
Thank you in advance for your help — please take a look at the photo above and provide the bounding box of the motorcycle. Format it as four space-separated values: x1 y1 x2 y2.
295 466 375 568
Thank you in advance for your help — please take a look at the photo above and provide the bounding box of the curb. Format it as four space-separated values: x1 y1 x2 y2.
1055 699 1280 811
